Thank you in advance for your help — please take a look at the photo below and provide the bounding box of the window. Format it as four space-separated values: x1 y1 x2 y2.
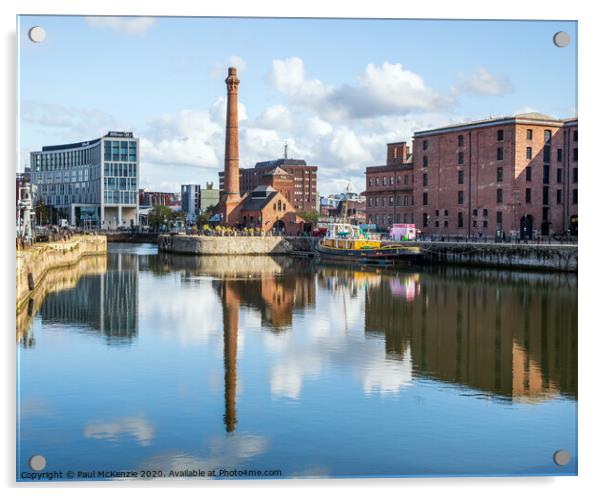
389 196 394 206
497 129 504 141
458 135 464 147
458 191 464 204
497 147 503 161
497 167 503 182
458 212 464 228
525 188 532 204
375 177 380 186
435 220 440 228
497 188 503 204
572 189 578 204
483 209 489 218
526 166 532 182
527 129 533 140
435 209 440 217
543 186 549 205
458 152 464 165
557 189 562 204
423 192 428 206
403 175 409 185
423 173 428 187
544 130 552 144
423 155 428 167
444 209 449 217
390 176 394 185
423 213 429 227
396 196 401 206
496 211 503 225
526 147 532 160
557 168 563 183
423 140 429 150
573 168 578 183
383 176 388 186
483 220 488 228
573 148 578 161
573 130 578 142
458 170 464 184
542 207 549 222
369 177 373 186
444 220 448 228
543 165 550 184
367 198 372 207
557 149 563 162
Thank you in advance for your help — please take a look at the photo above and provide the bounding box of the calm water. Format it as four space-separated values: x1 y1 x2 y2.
17 243 577 479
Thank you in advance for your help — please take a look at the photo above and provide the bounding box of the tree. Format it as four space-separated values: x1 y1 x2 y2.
148 205 173 231
34 199 49 225
298 210 320 225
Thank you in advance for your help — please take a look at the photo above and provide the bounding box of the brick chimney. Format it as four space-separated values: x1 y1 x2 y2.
386 142 409 165
221 67 241 223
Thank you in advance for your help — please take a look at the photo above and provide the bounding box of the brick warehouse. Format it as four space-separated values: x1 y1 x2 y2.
411 113 578 239
363 142 415 229
220 158 318 213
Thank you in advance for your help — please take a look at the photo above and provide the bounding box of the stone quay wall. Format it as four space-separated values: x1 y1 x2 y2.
158 234 318 255
414 241 577 272
16 234 107 311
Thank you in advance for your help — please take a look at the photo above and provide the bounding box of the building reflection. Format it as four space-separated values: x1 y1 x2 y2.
17 255 108 347
364 267 577 402
35 252 139 344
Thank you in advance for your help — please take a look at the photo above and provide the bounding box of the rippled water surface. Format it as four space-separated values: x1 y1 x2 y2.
17 243 577 479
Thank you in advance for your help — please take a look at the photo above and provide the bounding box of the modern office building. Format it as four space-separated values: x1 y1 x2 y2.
30 131 139 228
181 183 220 222
412 113 578 238
363 142 415 230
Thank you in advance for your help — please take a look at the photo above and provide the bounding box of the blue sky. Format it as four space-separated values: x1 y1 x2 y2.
18 16 577 194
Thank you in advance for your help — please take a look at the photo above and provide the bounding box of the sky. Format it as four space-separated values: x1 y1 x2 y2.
17 16 577 195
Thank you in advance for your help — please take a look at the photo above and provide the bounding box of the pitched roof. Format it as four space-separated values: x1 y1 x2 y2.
263 166 291 176
239 185 278 211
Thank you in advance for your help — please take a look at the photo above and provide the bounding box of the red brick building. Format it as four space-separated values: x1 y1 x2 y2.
412 113 578 239
363 142 414 230
220 158 318 213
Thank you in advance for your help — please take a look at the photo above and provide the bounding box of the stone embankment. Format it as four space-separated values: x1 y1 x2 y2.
159 234 576 272
414 241 577 272
16 235 107 311
158 234 318 255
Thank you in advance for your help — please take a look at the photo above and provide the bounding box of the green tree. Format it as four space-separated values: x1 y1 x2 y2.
298 210 320 225
195 207 213 227
148 205 173 231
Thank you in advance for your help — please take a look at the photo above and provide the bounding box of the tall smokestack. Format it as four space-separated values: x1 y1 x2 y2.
222 67 240 223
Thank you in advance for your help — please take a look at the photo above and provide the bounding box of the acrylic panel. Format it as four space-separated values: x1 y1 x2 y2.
16 16 578 481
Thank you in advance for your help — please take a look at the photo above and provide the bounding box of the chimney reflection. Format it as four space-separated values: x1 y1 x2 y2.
221 281 240 433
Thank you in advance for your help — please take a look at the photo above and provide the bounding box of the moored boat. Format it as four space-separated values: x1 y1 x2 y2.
316 223 421 265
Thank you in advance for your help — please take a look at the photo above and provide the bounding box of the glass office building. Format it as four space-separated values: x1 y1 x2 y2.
30 132 139 228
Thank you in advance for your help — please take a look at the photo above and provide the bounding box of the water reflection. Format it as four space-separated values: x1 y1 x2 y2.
17 245 577 477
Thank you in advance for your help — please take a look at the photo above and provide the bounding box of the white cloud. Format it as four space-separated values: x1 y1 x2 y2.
455 67 513 96
253 104 294 131
85 17 156 36
210 55 247 79
269 58 453 120
84 416 155 446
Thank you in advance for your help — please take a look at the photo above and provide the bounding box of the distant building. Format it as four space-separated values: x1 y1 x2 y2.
412 113 578 238
181 182 220 222
363 142 414 230
220 158 318 213
30 131 139 228
320 192 366 224
16 168 31 208
138 189 180 208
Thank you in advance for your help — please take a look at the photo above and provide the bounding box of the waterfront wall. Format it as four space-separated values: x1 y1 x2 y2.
106 232 159 243
158 234 318 255
16 235 107 311
416 242 577 272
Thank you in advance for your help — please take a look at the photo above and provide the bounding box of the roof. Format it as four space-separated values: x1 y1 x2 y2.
240 186 278 211
414 113 577 137
263 166 291 176
255 158 308 168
